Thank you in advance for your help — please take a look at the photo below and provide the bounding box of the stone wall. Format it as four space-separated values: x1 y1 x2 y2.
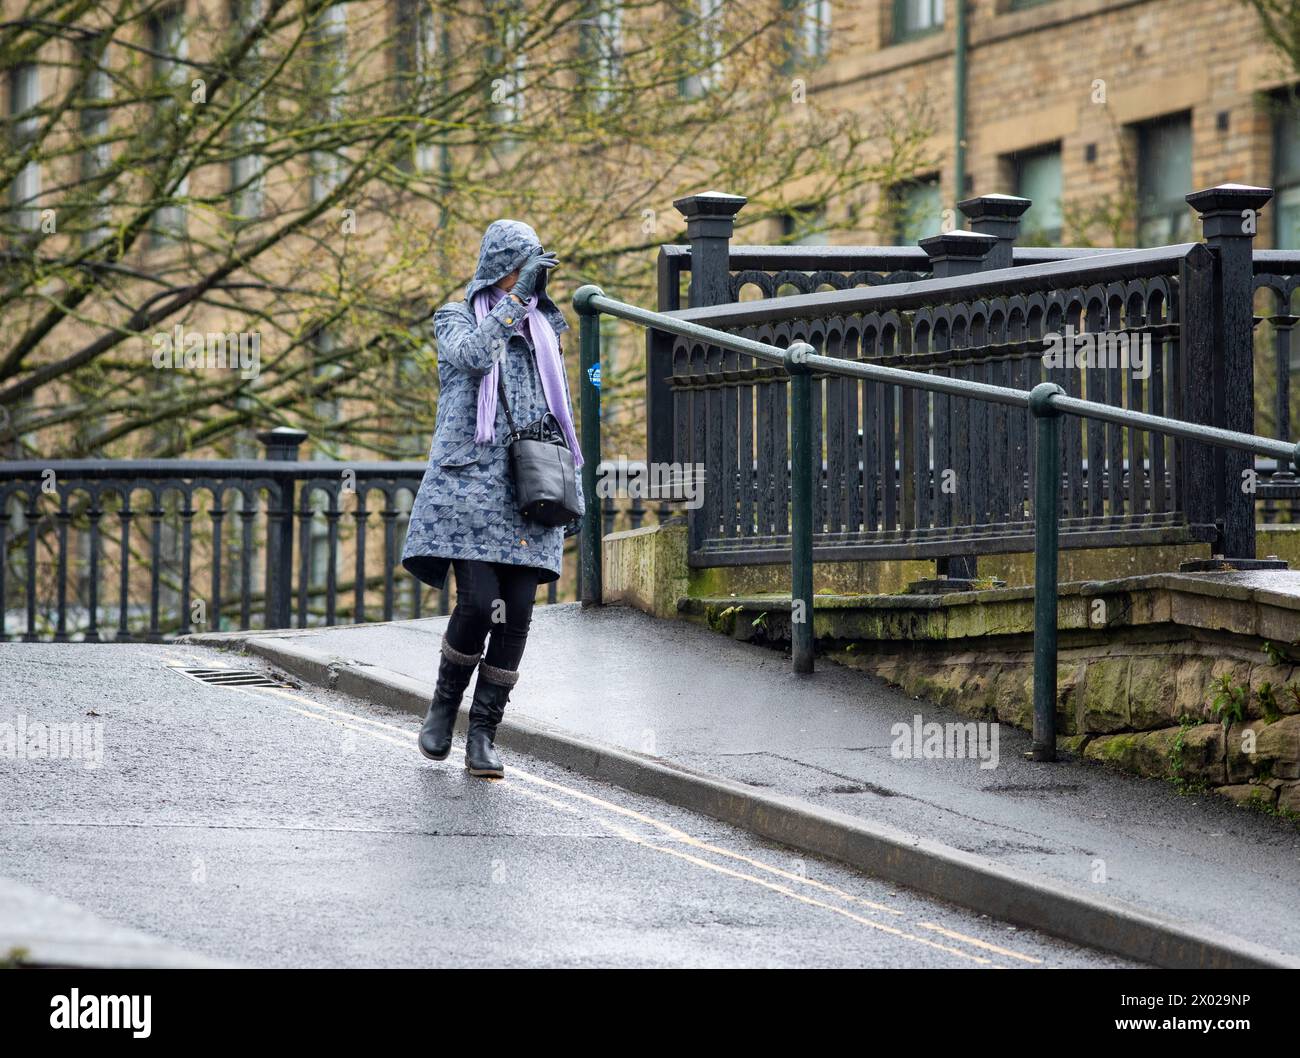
601 519 690 619
686 526 1300 598
826 638 1300 815
789 0 1288 248
685 566 1300 816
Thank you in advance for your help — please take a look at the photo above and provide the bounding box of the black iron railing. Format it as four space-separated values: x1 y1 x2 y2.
0 425 660 641
0 432 427 641
575 272 1300 761
664 243 1201 566
649 185 1289 573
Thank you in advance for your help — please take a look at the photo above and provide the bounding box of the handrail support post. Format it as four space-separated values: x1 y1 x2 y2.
574 285 604 607
787 342 816 674
1029 383 1064 762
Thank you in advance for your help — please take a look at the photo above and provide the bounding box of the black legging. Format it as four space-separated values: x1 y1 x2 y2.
444 559 541 671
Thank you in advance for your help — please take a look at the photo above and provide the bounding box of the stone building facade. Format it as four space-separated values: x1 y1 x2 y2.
790 0 1300 249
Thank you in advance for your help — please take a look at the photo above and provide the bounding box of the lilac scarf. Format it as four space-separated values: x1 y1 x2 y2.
471 286 583 469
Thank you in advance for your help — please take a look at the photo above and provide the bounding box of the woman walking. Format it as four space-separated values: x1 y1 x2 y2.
402 220 584 779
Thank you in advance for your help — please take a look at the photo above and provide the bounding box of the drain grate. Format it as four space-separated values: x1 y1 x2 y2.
172 667 290 689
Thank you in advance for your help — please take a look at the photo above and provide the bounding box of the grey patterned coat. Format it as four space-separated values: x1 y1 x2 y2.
401 220 584 589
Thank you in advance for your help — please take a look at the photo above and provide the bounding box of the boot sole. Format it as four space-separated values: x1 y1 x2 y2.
418 741 452 762
466 764 505 778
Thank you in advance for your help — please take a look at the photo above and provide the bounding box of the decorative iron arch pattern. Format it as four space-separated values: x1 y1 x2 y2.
665 263 1207 565
0 465 428 642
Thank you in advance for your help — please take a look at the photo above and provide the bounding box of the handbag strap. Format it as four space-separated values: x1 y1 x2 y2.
495 366 520 439
496 357 573 452
496 364 571 450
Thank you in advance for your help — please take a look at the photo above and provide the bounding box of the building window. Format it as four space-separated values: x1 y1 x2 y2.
308 3 348 203
415 1 440 168
230 124 264 220
150 8 188 243
310 327 341 453
787 0 830 66
782 204 828 246
1273 96 1300 249
680 0 723 99
1135 113 1192 247
394 0 441 171
488 5 527 125
80 49 111 245
585 2 623 110
308 328 342 593
1 391 34 459
598 316 619 407
8 64 42 232
893 0 944 43
1012 144 1062 244
892 175 942 244
392 346 425 458
230 0 265 219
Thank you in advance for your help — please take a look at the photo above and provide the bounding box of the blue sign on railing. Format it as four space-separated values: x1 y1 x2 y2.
587 363 601 389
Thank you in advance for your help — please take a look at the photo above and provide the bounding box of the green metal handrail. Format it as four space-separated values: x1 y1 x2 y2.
573 284 1300 762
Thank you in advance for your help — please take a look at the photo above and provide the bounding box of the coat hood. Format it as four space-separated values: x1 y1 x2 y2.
465 219 568 335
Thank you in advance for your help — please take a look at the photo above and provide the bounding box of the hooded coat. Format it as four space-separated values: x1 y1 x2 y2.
401 220 584 589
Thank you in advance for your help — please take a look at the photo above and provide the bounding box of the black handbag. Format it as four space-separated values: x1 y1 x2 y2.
496 371 581 528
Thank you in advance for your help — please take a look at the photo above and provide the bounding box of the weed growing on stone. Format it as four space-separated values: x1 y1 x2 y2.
1168 715 1209 796
1209 673 1248 728
1257 681 1283 723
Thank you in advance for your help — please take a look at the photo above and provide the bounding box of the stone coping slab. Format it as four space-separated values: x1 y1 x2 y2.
685 569 1300 643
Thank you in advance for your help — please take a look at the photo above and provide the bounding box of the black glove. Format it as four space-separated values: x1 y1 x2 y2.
511 248 558 303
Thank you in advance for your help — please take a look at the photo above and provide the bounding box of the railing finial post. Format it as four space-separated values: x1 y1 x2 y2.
1187 183 1273 560
918 230 998 276
257 426 308 462
256 427 307 629
958 194 1031 270
672 193 745 589
672 191 746 309
920 230 998 584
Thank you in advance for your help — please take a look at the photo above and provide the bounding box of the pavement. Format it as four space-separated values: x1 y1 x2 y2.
0 876 228 968
0 642 1127 968
182 603 1300 967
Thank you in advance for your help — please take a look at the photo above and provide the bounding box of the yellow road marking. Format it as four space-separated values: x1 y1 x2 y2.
279 704 414 751
262 687 903 917
246 684 1045 967
917 922 1043 965
637 841 994 965
504 782 992 965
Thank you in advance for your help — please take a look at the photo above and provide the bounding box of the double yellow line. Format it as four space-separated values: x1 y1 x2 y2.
170 658 1043 968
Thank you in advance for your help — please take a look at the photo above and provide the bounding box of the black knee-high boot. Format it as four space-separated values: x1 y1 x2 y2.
465 661 519 778
418 635 482 761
